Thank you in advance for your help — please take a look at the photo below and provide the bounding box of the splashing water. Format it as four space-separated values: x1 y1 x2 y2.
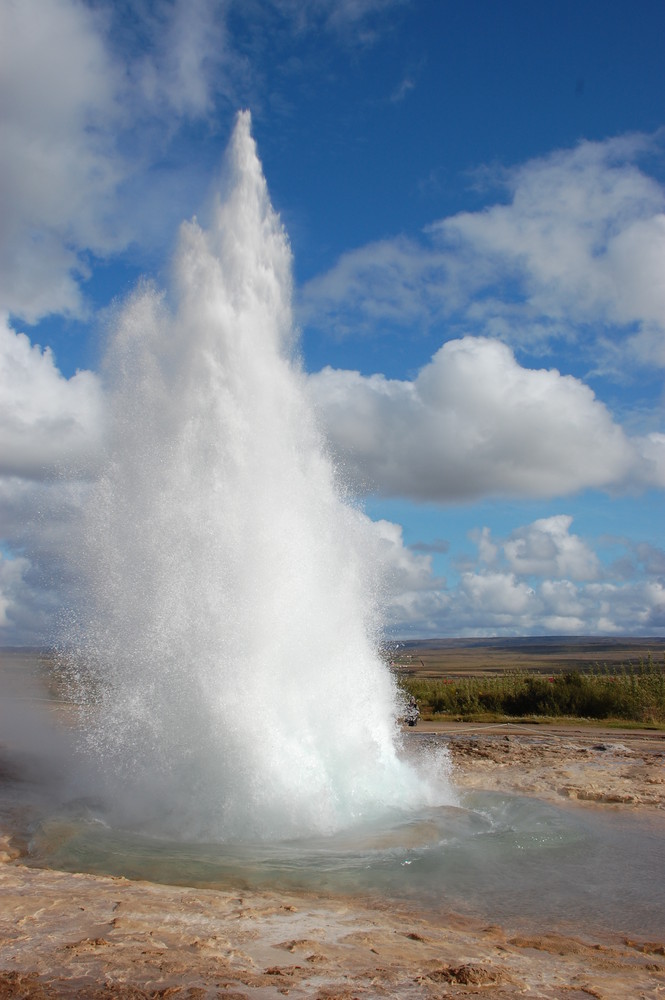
65 112 450 841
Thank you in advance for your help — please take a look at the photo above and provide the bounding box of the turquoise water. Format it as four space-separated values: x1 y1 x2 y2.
24 785 665 939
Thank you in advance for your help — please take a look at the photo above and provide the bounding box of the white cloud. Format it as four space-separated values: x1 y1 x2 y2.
436 134 665 352
460 571 535 617
0 544 72 645
0 0 128 320
310 337 663 502
128 0 237 119
470 526 499 566
300 235 449 336
365 518 450 633
370 518 440 592
0 0 240 324
503 515 601 581
539 579 584 620
377 514 665 638
638 433 665 488
301 132 665 371
0 315 103 480
390 74 415 103
0 310 102 643
0 0 408 327
583 581 665 632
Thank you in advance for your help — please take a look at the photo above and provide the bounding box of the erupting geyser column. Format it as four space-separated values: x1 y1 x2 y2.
68 112 437 841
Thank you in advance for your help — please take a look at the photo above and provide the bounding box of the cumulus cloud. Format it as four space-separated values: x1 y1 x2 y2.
0 0 407 327
502 515 601 581
379 514 665 637
0 0 242 324
0 549 61 646
471 516 604 586
436 134 665 362
460 571 534 617
365 518 450 633
370 518 440 591
0 313 101 643
310 337 665 501
0 316 103 480
0 0 128 319
300 132 665 371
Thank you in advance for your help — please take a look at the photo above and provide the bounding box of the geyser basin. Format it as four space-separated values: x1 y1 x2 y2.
61 111 454 840
2 658 663 941
24 780 665 940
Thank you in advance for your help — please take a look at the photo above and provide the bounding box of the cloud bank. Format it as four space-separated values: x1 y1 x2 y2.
310 337 665 501
379 514 665 638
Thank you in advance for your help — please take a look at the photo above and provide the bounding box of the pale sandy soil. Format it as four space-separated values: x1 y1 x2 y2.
0 724 664 999
418 720 665 809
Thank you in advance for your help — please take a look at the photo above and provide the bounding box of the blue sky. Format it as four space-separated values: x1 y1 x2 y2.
1 0 665 642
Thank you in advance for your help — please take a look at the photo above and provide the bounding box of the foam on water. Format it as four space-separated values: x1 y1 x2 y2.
63 112 452 841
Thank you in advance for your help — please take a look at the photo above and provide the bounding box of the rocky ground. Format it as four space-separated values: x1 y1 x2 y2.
421 720 665 809
1 858 663 1000
0 722 663 999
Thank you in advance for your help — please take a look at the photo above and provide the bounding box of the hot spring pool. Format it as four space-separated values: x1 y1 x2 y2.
23 786 665 939
2 654 663 941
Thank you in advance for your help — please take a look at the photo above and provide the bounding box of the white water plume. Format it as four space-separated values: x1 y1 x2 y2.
65 112 450 841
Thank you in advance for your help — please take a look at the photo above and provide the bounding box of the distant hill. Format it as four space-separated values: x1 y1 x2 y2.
389 636 665 676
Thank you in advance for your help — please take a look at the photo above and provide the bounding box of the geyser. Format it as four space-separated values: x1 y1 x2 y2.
66 112 447 841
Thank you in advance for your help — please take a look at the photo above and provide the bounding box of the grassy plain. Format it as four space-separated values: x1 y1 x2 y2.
389 635 665 677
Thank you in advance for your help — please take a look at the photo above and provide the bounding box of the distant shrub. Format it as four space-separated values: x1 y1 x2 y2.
399 657 665 724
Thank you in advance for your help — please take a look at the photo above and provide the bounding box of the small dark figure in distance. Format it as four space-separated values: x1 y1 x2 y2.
404 695 420 727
